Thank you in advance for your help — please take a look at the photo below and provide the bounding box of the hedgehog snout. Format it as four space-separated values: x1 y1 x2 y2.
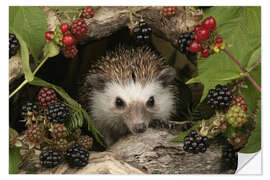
133 123 147 133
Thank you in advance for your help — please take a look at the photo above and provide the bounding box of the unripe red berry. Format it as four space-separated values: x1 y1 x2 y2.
45 31 54 41
62 33 76 46
216 37 223 43
202 16 216 30
195 27 209 41
194 24 202 32
162 6 177 17
60 23 70 33
189 40 202 53
200 48 210 58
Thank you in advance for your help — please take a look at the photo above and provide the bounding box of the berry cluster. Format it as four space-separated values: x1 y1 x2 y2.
9 33 20 58
226 105 247 127
206 84 233 111
186 16 224 58
162 6 177 17
44 7 94 59
77 135 93 150
221 144 239 170
230 95 248 112
21 102 39 117
38 87 58 109
177 31 196 58
40 149 62 168
132 21 152 44
66 143 89 167
46 102 70 124
183 130 209 154
50 123 68 138
82 6 95 19
26 123 44 144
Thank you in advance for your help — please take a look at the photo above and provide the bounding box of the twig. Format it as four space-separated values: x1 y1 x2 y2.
223 49 261 92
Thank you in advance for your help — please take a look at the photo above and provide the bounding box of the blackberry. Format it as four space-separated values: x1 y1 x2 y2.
40 149 62 168
226 105 247 127
206 84 232 110
21 102 39 117
178 32 196 57
62 45 78 58
82 6 94 19
77 135 93 150
51 123 68 139
9 33 20 58
66 143 89 167
132 21 152 44
46 102 70 123
54 138 70 152
162 6 177 17
230 95 248 112
221 144 239 170
71 18 88 37
38 87 58 109
183 130 208 154
25 123 44 144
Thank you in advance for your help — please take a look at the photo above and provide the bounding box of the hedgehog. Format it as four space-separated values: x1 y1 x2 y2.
79 46 183 146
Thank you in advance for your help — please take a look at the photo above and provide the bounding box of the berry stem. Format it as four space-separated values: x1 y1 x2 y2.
223 49 261 92
9 79 27 98
9 56 49 99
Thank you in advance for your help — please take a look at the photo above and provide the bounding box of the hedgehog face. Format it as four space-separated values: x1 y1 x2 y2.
90 80 175 134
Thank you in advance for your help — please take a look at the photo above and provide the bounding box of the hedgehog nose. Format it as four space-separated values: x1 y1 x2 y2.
134 123 146 133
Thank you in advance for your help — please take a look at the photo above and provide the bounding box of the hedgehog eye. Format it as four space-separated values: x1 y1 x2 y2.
115 97 125 108
146 96 155 108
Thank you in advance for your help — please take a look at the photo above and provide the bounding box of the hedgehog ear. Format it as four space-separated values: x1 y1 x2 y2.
157 67 176 87
87 74 108 91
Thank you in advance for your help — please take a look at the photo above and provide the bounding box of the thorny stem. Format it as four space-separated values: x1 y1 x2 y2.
223 49 261 92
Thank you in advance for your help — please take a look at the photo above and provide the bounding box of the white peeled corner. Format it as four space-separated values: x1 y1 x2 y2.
236 150 262 174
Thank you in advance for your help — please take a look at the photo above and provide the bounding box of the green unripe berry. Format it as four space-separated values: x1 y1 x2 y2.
226 105 247 127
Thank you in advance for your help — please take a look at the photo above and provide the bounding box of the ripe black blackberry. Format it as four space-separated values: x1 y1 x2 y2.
132 21 152 44
221 144 239 170
9 33 20 58
21 102 39 117
66 143 89 167
178 32 196 57
46 102 70 123
183 130 209 154
40 149 62 168
206 84 233 110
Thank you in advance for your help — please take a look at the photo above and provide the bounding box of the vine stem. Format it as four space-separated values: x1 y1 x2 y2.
9 56 49 99
223 49 261 92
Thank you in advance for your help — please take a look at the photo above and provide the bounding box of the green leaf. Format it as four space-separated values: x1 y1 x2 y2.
9 6 48 62
241 65 261 116
187 7 261 102
82 109 105 148
9 7 20 29
43 42 60 58
240 101 261 153
14 32 34 82
9 147 21 174
29 77 105 147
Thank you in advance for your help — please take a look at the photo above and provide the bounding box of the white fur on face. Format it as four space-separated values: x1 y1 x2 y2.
90 81 175 122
